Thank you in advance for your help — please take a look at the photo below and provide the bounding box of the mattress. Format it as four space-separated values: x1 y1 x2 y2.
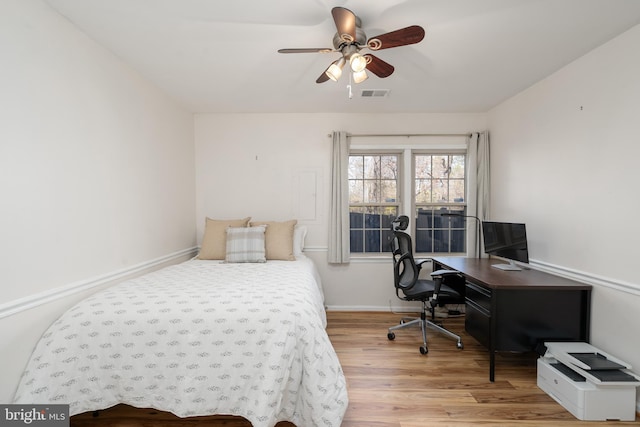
13 256 347 427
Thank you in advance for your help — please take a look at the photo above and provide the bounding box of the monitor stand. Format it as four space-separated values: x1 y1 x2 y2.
491 260 522 271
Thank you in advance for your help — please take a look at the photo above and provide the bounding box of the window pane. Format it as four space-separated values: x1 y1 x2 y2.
381 179 397 202
433 229 450 252
348 156 364 179
415 155 432 179
350 230 363 252
450 155 465 179
450 179 465 202
415 179 431 203
381 229 394 252
363 156 380 179
381 208 396 230
363 180 380 203
364 210 380 229
416 209 432 228
415 206 468 255
349 180 364 204
433 155 450 178
432 181 449 203
415 229 432 252
444 212 465 228
365 230 380 252
451 229 465 252
349 207 364 228
380 156 398 179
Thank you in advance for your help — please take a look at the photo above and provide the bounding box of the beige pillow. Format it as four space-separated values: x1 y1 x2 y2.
249 219 297 261
198 217 250 260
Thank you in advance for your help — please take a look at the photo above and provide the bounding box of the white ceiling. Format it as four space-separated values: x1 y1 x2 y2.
44 0 640 114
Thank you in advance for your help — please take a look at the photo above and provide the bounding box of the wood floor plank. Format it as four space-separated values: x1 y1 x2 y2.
70 311 638 426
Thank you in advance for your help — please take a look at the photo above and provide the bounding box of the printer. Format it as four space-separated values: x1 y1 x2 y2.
538 342 640 421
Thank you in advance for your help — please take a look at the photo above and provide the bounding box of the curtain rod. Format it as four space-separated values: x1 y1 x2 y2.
328 132 473 138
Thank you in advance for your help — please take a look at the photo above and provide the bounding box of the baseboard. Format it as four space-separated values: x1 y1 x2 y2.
0 247 198 319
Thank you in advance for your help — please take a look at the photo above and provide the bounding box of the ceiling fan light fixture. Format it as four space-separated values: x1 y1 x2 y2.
349 53 367 72
326 57 346 81
352 69 368 84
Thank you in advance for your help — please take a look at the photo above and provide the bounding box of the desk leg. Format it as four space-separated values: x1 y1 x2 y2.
489 352 495 382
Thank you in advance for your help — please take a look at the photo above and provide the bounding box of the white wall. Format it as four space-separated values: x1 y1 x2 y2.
0 0 196 402
488 23 640 403
194 112 486 310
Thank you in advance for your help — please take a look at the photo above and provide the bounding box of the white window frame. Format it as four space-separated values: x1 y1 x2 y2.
348 139 468 257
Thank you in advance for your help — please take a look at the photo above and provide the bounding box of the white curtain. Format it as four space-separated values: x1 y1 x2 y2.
328 131 350 264
466 131 491 258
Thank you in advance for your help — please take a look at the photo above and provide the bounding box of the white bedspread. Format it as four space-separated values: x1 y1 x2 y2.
14 257 348 427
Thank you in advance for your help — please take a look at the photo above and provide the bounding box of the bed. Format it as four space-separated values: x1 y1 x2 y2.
13 249 348 427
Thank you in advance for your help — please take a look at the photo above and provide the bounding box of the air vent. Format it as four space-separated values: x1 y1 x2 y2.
361 89 390 98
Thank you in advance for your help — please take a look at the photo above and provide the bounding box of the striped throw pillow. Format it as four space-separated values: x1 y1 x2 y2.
225 225 267 263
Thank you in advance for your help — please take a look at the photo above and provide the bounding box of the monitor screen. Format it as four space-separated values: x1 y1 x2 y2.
482 221 529 270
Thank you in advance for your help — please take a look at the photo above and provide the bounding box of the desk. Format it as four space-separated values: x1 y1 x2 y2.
432 256 592 382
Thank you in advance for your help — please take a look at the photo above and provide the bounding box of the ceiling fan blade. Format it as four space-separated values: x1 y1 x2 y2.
367 25 425 50
278 48 334 54
365 54 395 78
316 60 337 84
331 7 357 43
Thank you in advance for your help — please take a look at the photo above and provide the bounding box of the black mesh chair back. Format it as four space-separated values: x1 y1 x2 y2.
392 231 419 294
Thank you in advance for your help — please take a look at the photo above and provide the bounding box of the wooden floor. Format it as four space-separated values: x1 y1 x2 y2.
71 311 638 426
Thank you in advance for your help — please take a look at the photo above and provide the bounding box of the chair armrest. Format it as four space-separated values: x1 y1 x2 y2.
415 258 431 267
430 269 460 277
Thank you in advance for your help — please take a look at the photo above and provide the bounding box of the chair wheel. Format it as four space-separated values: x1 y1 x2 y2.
387 332 395 340
419 346 428 354
457 342 464 350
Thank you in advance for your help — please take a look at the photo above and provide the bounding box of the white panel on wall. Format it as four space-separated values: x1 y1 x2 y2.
293 169 321 222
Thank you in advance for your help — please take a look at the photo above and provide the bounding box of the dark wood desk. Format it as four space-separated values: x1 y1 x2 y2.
432 256 592 382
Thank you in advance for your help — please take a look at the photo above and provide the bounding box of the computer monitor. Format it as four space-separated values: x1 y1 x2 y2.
482 221 529 271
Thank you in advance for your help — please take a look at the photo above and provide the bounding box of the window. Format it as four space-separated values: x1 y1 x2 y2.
348 153 399 253
414 154 466 253
348 150 467 255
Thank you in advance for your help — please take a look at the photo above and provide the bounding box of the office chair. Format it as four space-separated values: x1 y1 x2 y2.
387 215 465 354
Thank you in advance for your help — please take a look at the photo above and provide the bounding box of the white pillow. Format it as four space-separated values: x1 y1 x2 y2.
225 225 267 263
293 225 307 255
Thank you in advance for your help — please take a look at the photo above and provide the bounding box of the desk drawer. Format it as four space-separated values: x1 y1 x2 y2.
465 298 491 348
465 283 491 313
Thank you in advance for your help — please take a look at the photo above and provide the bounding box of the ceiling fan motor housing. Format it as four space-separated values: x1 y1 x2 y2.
332 16 367 50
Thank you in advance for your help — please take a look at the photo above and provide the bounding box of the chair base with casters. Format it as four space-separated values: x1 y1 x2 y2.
387 300 464 354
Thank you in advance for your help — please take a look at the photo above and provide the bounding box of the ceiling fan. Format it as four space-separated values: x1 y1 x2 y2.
278 7 425 84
